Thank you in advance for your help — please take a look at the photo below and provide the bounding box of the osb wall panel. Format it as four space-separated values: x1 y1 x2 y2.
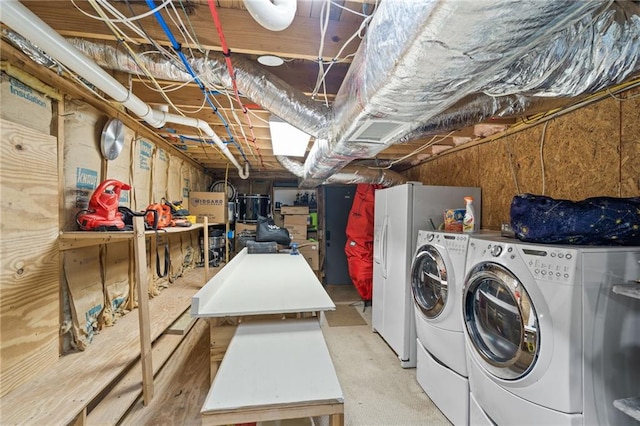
405 148 479 187
406 94 635 230
476 141 514 229
539 98 620 199
621 87 640 197
0 120 59 397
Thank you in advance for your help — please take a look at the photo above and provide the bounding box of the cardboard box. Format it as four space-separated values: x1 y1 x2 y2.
189 192 227 223
286 223 307 240
284 214 308 227
298 240 319 270
235 222 256 234
273 213 284 228
281 205 309 215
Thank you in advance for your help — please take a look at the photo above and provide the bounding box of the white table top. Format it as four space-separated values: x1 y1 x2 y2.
201 319 344 412
191 248 335 317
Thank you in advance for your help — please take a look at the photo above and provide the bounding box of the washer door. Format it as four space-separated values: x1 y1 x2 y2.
463 262 539 380
411 245 448 319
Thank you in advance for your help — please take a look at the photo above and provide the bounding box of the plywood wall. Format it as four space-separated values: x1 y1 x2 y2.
0 120 59 397
405 89 640 230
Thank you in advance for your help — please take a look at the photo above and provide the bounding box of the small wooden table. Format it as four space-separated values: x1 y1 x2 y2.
200 319 344 426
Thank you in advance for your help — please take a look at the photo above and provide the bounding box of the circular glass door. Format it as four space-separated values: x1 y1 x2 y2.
411 245 448 319
463 262 539 380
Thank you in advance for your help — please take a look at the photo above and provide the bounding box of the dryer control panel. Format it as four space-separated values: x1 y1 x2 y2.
517 246 578 283
435 233 469 256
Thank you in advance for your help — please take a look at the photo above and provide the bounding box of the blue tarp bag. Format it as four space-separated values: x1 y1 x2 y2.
510 193 640 246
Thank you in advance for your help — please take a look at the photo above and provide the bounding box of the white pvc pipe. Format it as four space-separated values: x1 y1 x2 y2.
243 0 297 32
1 0 249 179
163 113 249 179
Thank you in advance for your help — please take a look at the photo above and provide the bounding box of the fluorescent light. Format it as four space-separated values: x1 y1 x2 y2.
269 116 311 157
257 55 284 67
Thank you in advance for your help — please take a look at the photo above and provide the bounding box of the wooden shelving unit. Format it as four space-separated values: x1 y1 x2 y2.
1 218 216 425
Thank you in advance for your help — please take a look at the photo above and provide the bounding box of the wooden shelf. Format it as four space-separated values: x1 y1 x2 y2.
612 284 640 300
59 223 204 250
0 266 216 425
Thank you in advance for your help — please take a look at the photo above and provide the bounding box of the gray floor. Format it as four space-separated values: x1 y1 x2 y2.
320 285 451 426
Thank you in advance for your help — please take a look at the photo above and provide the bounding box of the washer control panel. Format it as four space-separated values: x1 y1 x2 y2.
518 246 578 283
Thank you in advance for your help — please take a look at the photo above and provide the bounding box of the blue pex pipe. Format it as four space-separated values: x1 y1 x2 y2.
145 0 248 162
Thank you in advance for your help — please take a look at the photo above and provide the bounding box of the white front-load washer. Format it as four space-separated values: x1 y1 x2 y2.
410 230 472 425
462 236 640 425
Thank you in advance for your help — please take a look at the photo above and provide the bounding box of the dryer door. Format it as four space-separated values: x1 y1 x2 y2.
411 245 448 319
463 262 539 380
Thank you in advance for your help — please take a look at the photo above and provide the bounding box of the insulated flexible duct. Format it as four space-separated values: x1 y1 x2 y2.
301 0 640 184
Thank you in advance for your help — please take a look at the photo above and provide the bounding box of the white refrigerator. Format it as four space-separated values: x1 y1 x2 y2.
372 182 481 368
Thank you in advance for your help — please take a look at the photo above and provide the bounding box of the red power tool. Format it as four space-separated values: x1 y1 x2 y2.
77 179 131 231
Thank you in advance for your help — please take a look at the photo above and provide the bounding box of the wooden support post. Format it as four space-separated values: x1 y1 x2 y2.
69 408 86 426
133 216 154 404
204 216 209 279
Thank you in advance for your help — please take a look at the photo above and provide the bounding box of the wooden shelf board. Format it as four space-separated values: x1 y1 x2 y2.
0 266 216 425
59 223 204 250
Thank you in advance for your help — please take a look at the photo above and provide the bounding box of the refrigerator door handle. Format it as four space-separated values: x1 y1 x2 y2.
373 227 381 264
381 217 389 279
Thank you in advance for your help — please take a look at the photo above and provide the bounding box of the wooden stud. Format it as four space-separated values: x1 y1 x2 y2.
133 216 154 404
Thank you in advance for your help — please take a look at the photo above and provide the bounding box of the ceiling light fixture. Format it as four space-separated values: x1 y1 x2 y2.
269 115 311 157
257 55 285 67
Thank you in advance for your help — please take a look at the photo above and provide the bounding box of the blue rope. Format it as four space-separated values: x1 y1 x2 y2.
145 0 248 162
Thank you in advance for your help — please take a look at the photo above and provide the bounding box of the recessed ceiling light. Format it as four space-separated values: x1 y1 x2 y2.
257 55 284 67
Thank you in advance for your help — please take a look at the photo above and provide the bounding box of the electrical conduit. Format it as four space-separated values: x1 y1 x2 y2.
1 0 249 179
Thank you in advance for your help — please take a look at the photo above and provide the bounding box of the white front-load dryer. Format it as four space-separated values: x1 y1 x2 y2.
410 230 471 425
462 236 640 425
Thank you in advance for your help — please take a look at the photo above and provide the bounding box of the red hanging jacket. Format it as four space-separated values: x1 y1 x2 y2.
344 184 382 301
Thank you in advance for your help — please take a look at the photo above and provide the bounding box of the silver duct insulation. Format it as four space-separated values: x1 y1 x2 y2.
6 1 640 188
3 29 56 67
276 155 407 187
66 39 329 137
301 0 640 183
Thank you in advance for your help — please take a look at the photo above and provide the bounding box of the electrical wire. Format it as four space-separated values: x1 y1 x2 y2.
539 120 549 195
86 0 191 119
504 131 522 194
367 130 456 169
71 0 172 23
311 0 377 104
86 0 230 163
144 0 249 165
206 0 265 169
